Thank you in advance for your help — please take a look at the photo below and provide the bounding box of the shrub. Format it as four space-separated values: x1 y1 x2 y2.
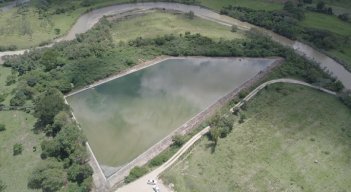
149 153 169 167
125 166 148 183
185 11 194 19
13 143 23 156
0 124 6 132
172 134 186 147
0 180 6 192
231 25 238 32
239 114 246 124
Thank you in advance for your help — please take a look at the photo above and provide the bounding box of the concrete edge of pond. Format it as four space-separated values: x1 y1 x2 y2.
91 57 283 191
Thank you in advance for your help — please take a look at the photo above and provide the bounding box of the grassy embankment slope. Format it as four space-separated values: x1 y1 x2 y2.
162 84 351 192
110 11 244 42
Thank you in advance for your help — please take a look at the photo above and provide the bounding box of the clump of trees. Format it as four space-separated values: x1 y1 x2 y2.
209 114 234 141
27 88 92 192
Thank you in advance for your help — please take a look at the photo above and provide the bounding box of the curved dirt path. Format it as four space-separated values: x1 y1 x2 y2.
115 78 336 192
0 2 350 89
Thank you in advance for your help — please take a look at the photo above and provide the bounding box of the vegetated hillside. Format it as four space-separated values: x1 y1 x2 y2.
162 83 351 192
219 1 351 71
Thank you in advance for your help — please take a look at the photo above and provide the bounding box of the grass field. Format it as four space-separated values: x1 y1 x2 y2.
300 12 351 36
0 111 43 192
111 11 245 42
328 47 351 71
162 84 351 192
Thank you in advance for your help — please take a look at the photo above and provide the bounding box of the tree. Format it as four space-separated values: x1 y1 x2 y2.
41 168 65 192
172 134 186 147
40 140 61 159
46 111 73 136
28 160 65 191
13 143 23 156
34 88 67 127
67 164 93 184
316 1 325 10
284 1 295 12
209 127 220 146
10 91 26 106
55 125 86 159
0 124 5 132
186 11 195 19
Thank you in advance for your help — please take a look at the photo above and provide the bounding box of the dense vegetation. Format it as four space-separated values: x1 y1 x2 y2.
220 1 349 48
25 88 93 192
220 1 351 71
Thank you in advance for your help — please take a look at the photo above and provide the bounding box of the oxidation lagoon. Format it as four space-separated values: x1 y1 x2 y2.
67 58 276 167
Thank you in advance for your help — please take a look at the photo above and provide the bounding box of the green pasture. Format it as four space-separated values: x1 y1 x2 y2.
301 12 351 36
111 11 245 42
162 84 351 192
0 111 43 192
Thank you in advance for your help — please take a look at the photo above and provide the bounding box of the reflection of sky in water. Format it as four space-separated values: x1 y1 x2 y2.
140 58 271 107
67 58 275 167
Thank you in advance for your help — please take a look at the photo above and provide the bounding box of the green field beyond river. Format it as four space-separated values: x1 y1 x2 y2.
67 58 275 167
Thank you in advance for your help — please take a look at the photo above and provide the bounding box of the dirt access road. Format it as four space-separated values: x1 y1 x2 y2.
115 78 336 192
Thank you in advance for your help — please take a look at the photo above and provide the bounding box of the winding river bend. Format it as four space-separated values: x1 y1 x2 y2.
0 2 350 88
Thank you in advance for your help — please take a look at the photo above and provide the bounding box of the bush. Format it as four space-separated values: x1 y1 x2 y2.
13 143 23 156
172 134 186 147
0 124 6 132
185 11 195 19
338 13 349 22
231 25 238 32
149 153 169 167
67 164 93 184
125 166 148 183
239 114 246 124
0 180 6 192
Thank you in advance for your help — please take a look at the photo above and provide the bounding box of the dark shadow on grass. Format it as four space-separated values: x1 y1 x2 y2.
205 142 217 154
